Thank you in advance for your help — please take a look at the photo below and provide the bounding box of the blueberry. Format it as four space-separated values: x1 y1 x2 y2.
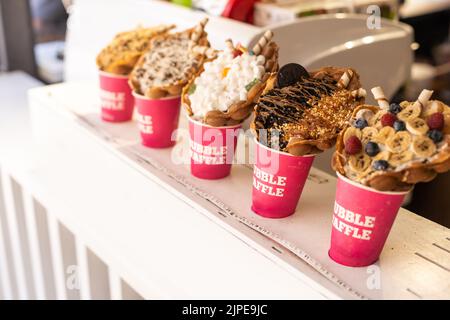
393 120 406 132
389 103 402 114
276 63 309 88
428 129 443 143
373 160 389 171
365 142 380 157
354 118 368 129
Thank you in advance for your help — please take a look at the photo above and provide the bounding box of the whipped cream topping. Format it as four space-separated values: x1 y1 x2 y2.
189 47 265 119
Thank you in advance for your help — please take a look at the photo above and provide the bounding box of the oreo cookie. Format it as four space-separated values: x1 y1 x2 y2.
276 63 309 88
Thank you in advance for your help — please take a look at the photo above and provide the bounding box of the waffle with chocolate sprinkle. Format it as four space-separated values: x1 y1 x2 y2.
252 66 364 156
129 20 210 99
96 25 175 75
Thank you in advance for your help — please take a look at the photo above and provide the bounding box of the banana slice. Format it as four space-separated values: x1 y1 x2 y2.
390 151 414 167
361 127 379 144
369 110 388 128
400 101 410 108
422 100 444 118
343 127 362 143
444 113 450 135
375 126 395 144
349 153 371 173
406 118 429 135
356 166 373 181
443 105 450 116
386 131 411 153
373 150 391 161
397 103 421 122
412 136 436 158
356 109 375 122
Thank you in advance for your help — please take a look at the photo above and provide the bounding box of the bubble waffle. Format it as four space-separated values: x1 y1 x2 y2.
129 19 210 99
182 31 279 127
96 25 175 75
251 66 365 156
332 88 450 192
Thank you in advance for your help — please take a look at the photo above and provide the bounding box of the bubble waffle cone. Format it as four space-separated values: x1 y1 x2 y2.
129 20 210 99
252 66 366 156
96 25 175 75
332 95 450 192
182 31 279 127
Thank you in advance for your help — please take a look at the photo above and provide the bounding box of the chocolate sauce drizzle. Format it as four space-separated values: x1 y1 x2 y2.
254 75 338 149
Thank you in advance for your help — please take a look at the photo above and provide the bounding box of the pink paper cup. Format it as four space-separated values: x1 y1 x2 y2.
251 139 315 219
98 71 134 122
134 93 181 148
329 173 410 267
188 117 241 180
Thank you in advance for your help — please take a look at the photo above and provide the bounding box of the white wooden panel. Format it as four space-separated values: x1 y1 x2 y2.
22 191 46 299
0 72 43 299
10 179 36 299
1 172 29 299
108 269 122 300
33 201 57 299
86 249 110 300
0 168 13 300
47 214 68 300
75 240 91 300
121 280 144 300
0 215 10 299
58 223 80 300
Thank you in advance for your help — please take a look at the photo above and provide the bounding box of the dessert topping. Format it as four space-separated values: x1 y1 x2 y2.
427 112 444 130
373 160 389 171
381 113 397 127
428 130 444 143
389 103 402 114
412 136 436 157
275 63 309 88
354 118 368 129
405 118 429 135
365 142 380 157
345 136 362 155
393 120 406 132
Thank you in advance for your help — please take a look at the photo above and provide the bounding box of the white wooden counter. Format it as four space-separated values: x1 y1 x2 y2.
3 81 444 300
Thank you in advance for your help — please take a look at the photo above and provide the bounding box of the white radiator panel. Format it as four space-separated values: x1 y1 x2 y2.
0 168 144 300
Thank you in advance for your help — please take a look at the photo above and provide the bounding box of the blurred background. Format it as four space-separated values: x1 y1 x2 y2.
0 0 449 226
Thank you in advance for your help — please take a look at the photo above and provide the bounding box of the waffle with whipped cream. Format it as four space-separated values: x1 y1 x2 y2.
182 31 279 127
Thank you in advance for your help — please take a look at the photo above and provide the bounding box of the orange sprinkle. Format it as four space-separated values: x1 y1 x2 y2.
222 67 230 78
